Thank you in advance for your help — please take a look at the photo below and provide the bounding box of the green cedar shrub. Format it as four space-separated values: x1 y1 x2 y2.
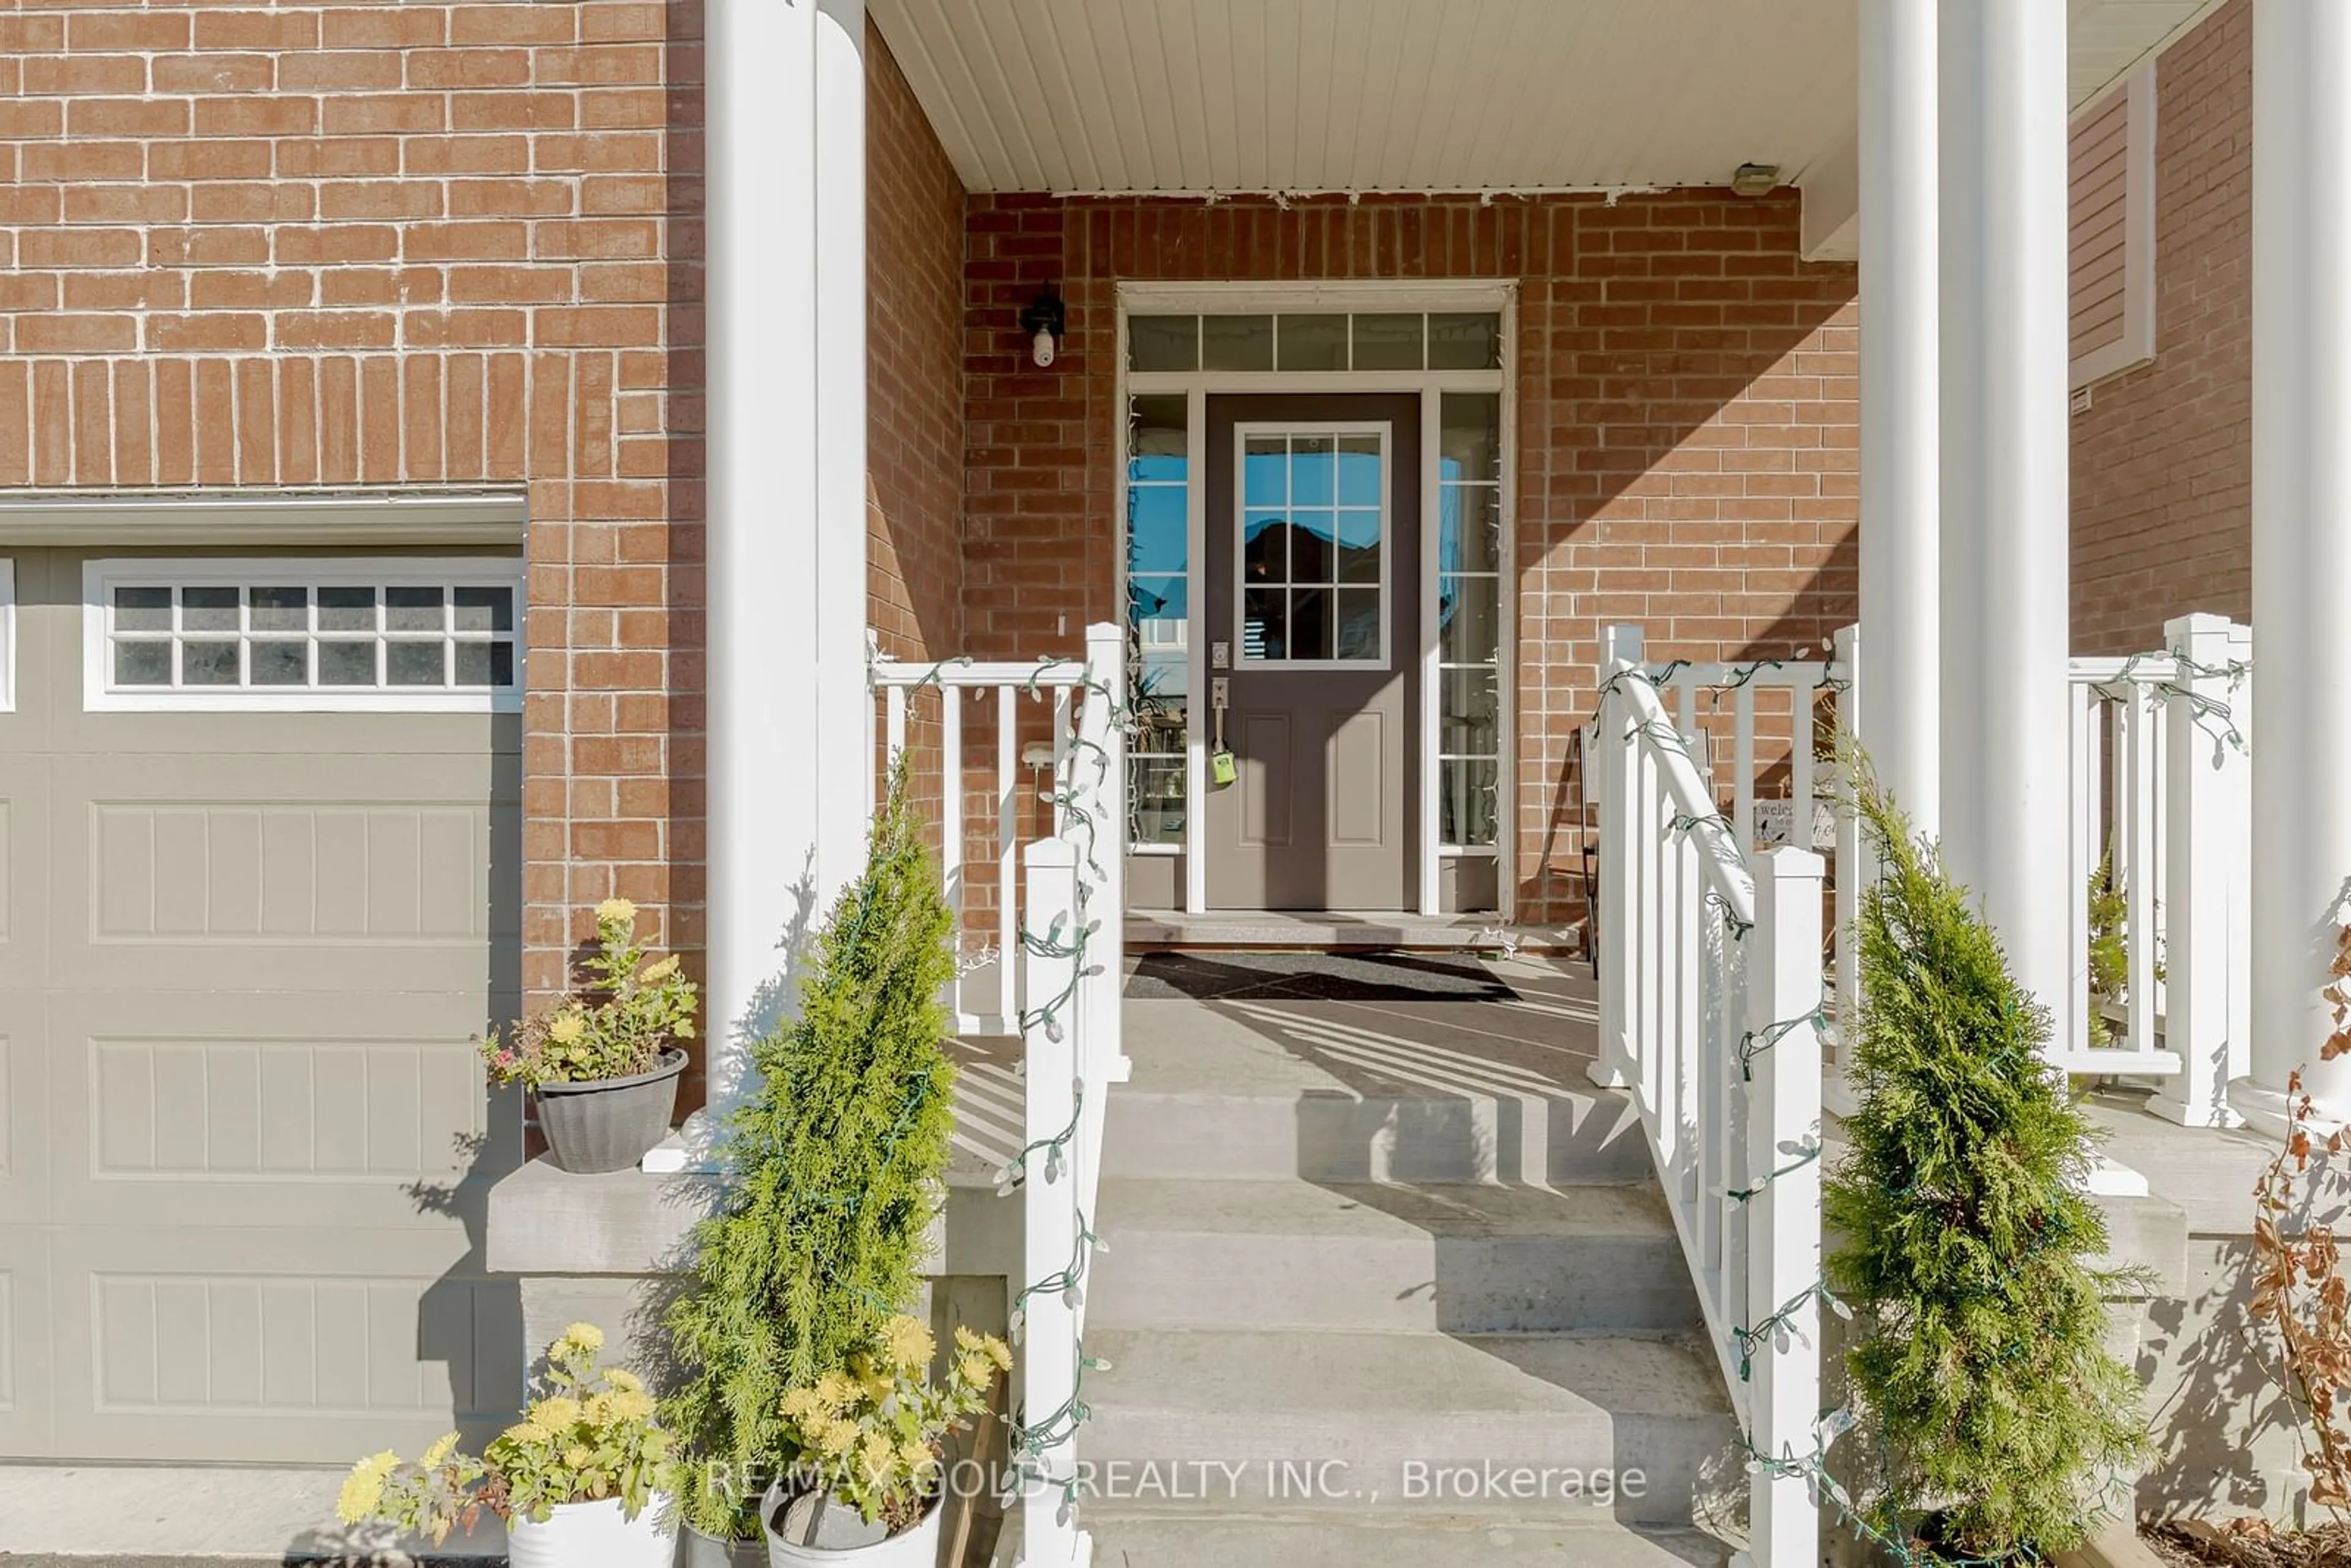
1824 771 2148 1562
662 761 960 1539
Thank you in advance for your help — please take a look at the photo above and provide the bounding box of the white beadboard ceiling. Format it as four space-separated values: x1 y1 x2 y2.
870 0 2224 199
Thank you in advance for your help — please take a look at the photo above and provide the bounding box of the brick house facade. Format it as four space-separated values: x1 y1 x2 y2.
2070 0 2252 655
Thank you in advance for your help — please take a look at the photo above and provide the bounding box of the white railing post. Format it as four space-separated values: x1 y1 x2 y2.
2226 620 2254 1094
1829 623 1862 1117
1017 836 1087 1568
1077 623 1130 1088
2151 613 2248 1127
1591 625 1644 1091
1745 846 1826 1567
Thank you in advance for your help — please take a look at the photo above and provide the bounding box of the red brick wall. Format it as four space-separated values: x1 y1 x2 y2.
963 192 1858 925
2071 0 2251 655
864 23 962 664
0 2 705 1002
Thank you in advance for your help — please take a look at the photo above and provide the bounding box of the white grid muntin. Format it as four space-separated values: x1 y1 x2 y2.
83 557 525 713
1232 419 1394 672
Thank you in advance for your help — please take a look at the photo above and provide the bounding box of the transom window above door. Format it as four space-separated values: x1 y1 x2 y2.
1239 424 1388 667
1130 310 1502 374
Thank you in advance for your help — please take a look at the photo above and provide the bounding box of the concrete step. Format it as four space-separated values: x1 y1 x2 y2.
1104 1082 1652 1186
1081 1326 1735 1527
1088 1176 1701 1335
1081 1509 1733 1566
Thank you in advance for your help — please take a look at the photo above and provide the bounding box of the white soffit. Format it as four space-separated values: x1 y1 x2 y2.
871 0 2226 201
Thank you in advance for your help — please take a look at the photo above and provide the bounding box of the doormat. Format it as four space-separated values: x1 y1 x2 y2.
1123 949 1516 1002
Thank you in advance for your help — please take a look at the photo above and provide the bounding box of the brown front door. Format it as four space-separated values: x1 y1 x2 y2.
1202 394 1421 910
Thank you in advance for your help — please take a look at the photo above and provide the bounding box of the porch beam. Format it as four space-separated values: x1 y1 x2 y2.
1858 0 1940 835
654 0 870 1170
1937 0 2074 1049
2238 1 2351 1130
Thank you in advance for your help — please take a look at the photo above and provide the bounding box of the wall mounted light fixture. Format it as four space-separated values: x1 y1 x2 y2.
1020 285 1067 368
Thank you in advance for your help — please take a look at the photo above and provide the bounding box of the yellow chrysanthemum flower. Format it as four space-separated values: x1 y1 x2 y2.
898 1439 933 1475
561 1321 604 1354
419 1431 460 1470
564 1444 594 1471
335 1451 399 1525
857 1430 896 1484
501 1418 549 1446
642 955 680 982
880 1315 934 1371
596 897 637 926
812 1371 858 1412
982 1334 1013 1372
533 1396 582 1433
547 1010 587 1045
606 1368 643 1395
954 1326 983 1352
957 1351 995 1389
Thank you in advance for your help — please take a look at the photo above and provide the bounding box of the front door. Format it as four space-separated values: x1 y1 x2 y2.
1202 395 1421 910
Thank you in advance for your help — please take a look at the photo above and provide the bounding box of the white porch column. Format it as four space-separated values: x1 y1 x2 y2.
653 0 869 1169
2237 2 2351 1130
1858 0 1940 832
1937 0 2073 1048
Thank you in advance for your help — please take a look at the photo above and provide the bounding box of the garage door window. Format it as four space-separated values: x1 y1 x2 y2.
84 560 523 712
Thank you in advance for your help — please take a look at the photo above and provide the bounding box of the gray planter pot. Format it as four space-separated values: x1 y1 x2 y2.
680 1524 769 1568
535 1048 687 1173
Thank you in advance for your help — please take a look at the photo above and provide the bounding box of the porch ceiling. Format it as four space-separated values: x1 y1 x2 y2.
871 0 2222 249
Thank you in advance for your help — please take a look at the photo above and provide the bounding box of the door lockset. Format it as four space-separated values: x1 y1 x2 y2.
1210 677 1236 784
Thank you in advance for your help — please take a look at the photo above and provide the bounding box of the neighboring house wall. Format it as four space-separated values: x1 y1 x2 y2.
2071 0 2251 654
962 192 1858 925
0 1 703 1002
865 22 963 664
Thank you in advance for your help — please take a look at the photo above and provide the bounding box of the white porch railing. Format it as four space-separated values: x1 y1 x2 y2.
869 623 1130 1568
1591 626 1826 1568
2065 613 2253 1123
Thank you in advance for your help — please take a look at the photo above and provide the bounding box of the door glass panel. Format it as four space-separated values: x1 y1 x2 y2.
1440 576 1499 665
1125 392 1193 851
1201 314 1274 371
1236 427 1385 666
1276 314 1349 371
1441 394 1503 483
1441 486 1502 575
1442 758 1501 847
1128 315 1200 372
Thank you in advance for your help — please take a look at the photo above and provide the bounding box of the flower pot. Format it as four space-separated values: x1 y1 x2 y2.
680 1523 770 1568
505 1493 678 1568
760 1482 943 1567
535 1049 688 1173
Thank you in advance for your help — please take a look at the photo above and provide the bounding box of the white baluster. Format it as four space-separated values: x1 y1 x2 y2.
1733 683 1756 850
1830 623 1862 1116
2071 678 2102 1054
1591 626 1645 1091
998 685 1019 1027
2123 685 2158 1057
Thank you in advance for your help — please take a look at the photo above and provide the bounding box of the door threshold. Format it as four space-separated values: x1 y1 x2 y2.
1126 907 1575 954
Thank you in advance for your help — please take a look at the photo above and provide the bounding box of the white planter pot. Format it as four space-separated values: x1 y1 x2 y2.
760 1484 943 1568
505 1493 680 1568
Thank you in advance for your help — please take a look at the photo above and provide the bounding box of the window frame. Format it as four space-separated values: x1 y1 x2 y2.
2070 61 2158 391
81 556 526 714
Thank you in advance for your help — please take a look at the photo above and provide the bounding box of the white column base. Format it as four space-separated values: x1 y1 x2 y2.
2142 1086 2248 1130
1584 1059 1630 1090
640 1107 724 1174
2227 1075 2338 1143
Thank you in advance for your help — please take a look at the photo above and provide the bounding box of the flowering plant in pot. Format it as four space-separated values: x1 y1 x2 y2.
482 896 699 1172
336 1323 681 1568
761 1315 1011 1565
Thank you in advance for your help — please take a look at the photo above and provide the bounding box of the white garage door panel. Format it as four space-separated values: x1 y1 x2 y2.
0 1232 53 1454
48 1225 521 1462
0 757 51 995
0 547 523 1461
47 992 521 1233
0 991 46 1228
46 756 516 997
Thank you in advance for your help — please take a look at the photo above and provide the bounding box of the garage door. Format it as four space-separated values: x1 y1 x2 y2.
0 549 524 1460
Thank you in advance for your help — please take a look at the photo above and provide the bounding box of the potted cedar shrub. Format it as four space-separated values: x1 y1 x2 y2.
483 897 699 1173
662 763 962 1563
1825 768 2150 1564
760 1315 1010 1565
334 1324 681 1568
